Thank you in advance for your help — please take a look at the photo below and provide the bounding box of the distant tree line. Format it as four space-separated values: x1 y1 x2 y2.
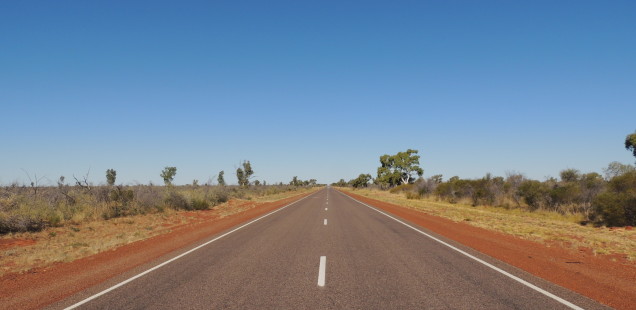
289 176 318 187
335 131 636 227
0 159 316 234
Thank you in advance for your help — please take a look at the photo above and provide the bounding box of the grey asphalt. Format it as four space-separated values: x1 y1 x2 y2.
51 187 610 309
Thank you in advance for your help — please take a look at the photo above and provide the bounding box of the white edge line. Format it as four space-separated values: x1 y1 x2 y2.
318 256 326 287
338 191 584 310
64 191 317 310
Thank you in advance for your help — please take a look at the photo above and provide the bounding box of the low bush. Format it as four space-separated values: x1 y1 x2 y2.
190 198 210 210
517 180 550 211
164 192 189 210
591 171 636 227
0 214 47 234
0 183 312 235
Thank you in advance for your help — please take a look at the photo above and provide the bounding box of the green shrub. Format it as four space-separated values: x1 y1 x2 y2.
517 180 550 211
110 188 134 205
190 199 210 210
591 171 636 226
549 183 581 211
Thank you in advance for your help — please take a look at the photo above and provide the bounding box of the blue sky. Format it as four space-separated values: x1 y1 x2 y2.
1 1 635 185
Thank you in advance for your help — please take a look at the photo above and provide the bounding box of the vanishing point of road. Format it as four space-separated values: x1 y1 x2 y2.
50 188 609 309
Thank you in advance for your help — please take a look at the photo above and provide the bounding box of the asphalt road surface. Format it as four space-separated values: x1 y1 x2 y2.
51 187 609 309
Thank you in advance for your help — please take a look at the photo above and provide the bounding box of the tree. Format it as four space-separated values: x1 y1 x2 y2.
517 180 550 211
505 172 526 206
592 171 636 226
217 170 226 186
376 149 424 188
332 179 348 187
626 131 636 159
236 168 245 186
430 174 443 184
242 161 254 183
106 169 117 186
603 161 635 180
350 174 372 188
160 166 177 185
236 161 254 187
560 169 580 183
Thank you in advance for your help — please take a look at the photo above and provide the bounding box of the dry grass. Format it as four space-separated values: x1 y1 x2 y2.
0 187 318 276
341 188 636 263
215 187 320 217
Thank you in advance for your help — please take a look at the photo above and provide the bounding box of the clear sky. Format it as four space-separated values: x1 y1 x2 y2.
1 1 635 186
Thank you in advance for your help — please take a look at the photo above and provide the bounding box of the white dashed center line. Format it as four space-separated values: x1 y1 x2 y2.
318 256 326 287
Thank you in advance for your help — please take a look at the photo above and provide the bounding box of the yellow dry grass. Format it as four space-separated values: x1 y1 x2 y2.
341 188 636 263
0 187 318 276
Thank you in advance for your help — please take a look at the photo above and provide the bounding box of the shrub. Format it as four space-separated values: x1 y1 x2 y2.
190 198 210 210
517 180 550 211
389 184 414 194
211 187 229 205
164 192 189 210
109 188 134 205
133 186 163 211
591 171 636 226
0 214 47 234
548 183 581 211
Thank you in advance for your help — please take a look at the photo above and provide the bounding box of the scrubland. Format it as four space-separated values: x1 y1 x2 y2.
0 184 318 275
340 187 636 264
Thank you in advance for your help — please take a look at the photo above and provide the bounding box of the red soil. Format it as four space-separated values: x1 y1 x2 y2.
0 193 311 310
0 239 36 251
342 191 636 310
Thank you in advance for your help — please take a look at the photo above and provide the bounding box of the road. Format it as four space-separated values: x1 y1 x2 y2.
50 187 609 309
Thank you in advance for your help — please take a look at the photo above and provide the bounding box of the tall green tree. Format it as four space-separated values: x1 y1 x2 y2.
626 131 636 159
160 166 177 186
106 169 117 186
236 161 254 187
376 149 424 187
217 170 226 186
236 168 245 186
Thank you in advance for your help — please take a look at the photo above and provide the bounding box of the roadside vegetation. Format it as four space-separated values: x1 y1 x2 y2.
0 160 322 275
336 132 636 228
0 185 320 276
340 187 636 263
335 132 636 261
0 162 320 235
